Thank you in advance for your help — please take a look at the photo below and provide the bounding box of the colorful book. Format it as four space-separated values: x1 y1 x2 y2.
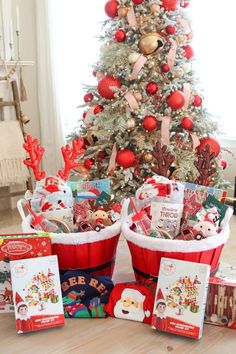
151 258 210 339
0 233 51 313
10 255 64 333
67 178 110 199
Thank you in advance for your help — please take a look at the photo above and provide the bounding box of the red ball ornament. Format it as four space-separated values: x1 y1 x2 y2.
84 158 95 170
98 76 122 99
221 160 227 170
197 137 221 157
142 115 158 131
161 0 179 11
193 95 202 107
166 25 176 35
94 105 104 114
166 91 185 110
84 93 94 103
97 150 107 161
114 29 126 42
182 44 194 59
161 64 170 73
181 117 193 130
83 111 87 119
116 149 136 168
180 1 189 8
105 0 119 18
132 0 144 4
146 81 158 95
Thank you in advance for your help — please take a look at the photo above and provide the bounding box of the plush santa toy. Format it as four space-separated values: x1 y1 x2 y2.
15 292 33 333
151 288 167 331
104 283 155 324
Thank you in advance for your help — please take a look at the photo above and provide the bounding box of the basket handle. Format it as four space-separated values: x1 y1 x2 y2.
221 206 233 230
17 199 28 221
120 198 130 220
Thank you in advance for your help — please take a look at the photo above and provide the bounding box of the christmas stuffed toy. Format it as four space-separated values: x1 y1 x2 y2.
104 283 155 324
60 270 114 318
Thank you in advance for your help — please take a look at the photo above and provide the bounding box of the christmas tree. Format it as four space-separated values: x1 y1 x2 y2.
72 0 228 197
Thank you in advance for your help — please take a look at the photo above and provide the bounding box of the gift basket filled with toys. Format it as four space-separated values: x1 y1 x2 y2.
18 135 122 277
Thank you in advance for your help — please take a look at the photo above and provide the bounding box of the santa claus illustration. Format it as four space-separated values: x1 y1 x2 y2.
114 288 150 322
15 292 33 334
152 288 167 331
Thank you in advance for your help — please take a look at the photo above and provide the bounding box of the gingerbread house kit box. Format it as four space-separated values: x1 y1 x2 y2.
10 255 64 334
0 233 52 313
151 258 210 339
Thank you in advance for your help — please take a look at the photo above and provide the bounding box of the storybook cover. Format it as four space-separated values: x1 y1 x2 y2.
151 258 210 339
10 255 64 334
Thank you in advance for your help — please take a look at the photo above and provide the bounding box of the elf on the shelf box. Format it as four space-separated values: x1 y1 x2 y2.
0 233 51 313
10 255 64 334
151 258 210 339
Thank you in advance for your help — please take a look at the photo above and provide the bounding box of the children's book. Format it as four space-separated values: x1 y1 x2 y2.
151 258 210 339
67 178 110 199
10 255 64 333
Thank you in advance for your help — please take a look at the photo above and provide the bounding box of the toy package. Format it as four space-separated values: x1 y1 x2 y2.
205 263 236 329
0 233 51 313
10 255 64 334
61 270 114 318
151 258 210 339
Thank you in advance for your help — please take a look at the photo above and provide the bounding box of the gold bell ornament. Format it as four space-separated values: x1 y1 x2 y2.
20 114 30 124
127 118 136 131
139 33 164 55
144 152 153 162
118 6 128 18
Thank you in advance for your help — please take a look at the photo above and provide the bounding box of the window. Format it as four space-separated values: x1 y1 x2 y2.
52 0 236 138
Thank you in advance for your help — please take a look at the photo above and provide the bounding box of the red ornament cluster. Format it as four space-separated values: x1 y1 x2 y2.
105 0 119 18
84 158 95 170
94 105 104 114
166 91 185 110
146 82 158 95
114 29 126 42
142 115 158 131
197 137 221 157
97 76 122 99
193 95 202 107
116 149 136 168
166 25 176 35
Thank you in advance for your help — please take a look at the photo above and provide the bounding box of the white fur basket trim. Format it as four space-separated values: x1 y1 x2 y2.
122 207 233 253
21 215 121 245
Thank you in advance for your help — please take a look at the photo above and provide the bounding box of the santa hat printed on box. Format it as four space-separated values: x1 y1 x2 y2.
104 283 155 324
155 288 166 306
15 292 26 311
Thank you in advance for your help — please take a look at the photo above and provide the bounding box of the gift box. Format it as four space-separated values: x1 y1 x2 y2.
205 263 236 329
0 233 52 313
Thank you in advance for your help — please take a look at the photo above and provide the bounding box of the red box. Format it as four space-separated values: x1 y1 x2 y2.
0 233 52 313
205 263 236 329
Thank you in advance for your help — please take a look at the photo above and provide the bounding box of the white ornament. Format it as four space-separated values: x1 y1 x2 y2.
183 62 192 74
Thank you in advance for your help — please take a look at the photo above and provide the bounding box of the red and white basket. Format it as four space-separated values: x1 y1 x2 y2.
121 199 233 283
18 204 121 278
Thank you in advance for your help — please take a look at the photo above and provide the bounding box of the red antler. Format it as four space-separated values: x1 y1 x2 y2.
23 135 46 181
57 139 85 180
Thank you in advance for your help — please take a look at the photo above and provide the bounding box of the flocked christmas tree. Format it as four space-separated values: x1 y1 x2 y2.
71 0 228 197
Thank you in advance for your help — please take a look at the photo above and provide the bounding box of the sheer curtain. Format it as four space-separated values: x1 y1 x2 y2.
50 0 106 137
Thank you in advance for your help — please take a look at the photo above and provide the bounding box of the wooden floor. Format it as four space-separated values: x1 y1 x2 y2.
0 209 236 354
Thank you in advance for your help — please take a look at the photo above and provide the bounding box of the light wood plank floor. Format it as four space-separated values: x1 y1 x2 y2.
0 209 235 354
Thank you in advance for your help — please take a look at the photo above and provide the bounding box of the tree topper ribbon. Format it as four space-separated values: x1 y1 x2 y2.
161 116 172 145
190 133 200 150
84 108 94 127
127 5 137 28
129 55 147 81
167 40 177 69
107 142 117 174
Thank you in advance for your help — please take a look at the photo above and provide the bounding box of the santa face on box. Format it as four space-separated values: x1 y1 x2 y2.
114 289 150 322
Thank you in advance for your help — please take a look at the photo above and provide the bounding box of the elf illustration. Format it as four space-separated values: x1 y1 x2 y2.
114 288 150 322
152 289 167 331
15 292 33 333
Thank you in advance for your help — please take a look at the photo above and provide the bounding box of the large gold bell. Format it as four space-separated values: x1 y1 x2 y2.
139 33 164 55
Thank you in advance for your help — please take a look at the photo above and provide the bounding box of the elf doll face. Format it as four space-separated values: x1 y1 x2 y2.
157 302 166 314
18 305 28 315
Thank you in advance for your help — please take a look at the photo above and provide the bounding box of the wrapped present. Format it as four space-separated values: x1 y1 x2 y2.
64 302 90 318
0 233 52 313
205 263 236 329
